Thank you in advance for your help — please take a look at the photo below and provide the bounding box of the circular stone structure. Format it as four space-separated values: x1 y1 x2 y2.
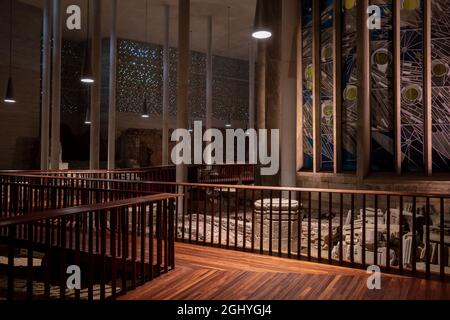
254 198 300 252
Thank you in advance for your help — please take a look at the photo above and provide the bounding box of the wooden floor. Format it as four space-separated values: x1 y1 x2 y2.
120 242 450 300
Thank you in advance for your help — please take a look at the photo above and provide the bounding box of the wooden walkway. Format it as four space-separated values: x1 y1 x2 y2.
119 242 450 300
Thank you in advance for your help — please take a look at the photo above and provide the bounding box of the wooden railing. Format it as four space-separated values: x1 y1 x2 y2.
188 164 255 184
2 170 450 283
17 165 177 182
0 175 157 220
10 163 255 185
0 193 177 300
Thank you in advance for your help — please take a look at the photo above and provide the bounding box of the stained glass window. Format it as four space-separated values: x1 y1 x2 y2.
320 0 334 171
431 0 450 171
302 0 314 170
370 0 395 171
341 0 358 171
400 0 424 172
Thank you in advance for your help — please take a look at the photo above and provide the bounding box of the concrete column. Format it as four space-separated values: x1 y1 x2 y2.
176 0 190 182
296 3 303 171
265 0 281 132
204 15 213 165
90 0 102 169
249 38 255 130
280 0 298 188
356 0 371 180
50 0 61 170
312 0 321 173
107 0 117 170
41 0 51 170
162 5 170 165
333 0 342 174
256 42 266 130
263 0 282 186
393 0 402 175
424 0 432 176
206 15 213 131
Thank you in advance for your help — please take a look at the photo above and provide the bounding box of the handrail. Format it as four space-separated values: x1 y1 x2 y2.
1 165 177 175
2 172 449 198
0 190 179 300
1 170 449 285
0 193 179 228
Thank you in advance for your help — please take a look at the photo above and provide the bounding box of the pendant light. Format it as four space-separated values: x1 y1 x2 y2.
141 0 150 118
141 96 149 118
252 0 272 39
84 94 92 125
85 105 91 124
81 0 94 83
84 86 91 124
4 0 16 104
225 114 232 128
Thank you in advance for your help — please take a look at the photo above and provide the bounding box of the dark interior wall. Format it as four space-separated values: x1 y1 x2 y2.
0 1 41 170
60 38 251 168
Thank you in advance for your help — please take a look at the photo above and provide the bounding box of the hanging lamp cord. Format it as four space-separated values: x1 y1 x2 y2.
86 0 90 45
145 0 149 42
9 0 13 76
227 6 231 51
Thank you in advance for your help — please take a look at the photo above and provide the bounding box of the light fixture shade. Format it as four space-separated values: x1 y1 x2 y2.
225 114 232 128
81 47 94 83
141 96 149 118
85 105 91 124
252 0 272 39
4 76 15 103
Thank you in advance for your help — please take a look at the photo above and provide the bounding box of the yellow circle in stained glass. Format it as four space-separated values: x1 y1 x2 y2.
344 85 357 101
344 0 356 10
402 0 419 10
305 64 313 81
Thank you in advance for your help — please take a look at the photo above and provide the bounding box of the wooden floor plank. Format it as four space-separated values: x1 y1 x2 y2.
119 242 450 300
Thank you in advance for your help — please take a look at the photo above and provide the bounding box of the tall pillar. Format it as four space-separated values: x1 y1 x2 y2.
280 0 298 187
265 0 281 131
312 0 321 173
296 3 303 171
333 0 342 174
176 0 190 182
263 0 282 186
356 0 371 180
162 5 170 165
41 0 51 170
256 42 266 130
424 0 432 176
393 0 402 175
249 38 255 130
50 0 62 170
204 15 213 165
206 16 213 131
107 0 117 170
90 0 102 169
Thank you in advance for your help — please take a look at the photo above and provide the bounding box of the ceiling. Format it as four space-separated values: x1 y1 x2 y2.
19 0 257 60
